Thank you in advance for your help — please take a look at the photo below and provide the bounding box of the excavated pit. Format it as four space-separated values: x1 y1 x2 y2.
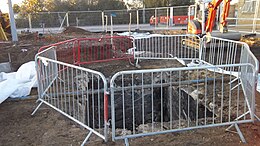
53 57 247 136
78 59 246 131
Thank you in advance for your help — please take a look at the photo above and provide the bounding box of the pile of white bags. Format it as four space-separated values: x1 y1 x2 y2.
0 61 37 104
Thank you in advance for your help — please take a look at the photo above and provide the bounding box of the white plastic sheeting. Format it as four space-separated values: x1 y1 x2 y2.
0 61 37 104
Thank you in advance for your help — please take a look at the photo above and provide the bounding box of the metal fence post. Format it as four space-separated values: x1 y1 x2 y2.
8 0 18 42
170 7 173 26
129 13 132 33
166 7 169 28
28 14 32 31
155 8 157 28
136 10 139 30
142 6 146 24
253 0 259 33
76 17 79 27
66 12 70 27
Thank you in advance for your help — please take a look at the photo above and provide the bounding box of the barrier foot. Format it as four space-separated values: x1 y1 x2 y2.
235 124 246 143
81 131 93 146
254 114 260 121
226 123 246 143
124 138 129 146
31 101 44 116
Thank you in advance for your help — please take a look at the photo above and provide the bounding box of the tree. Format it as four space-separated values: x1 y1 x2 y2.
17 0 127 15
169 0 192 6
144 0 169 8
124 0 143 10
144 0 191 8
20 0 44 15
93 0 126 10
13 4 20 14
43 0 71 11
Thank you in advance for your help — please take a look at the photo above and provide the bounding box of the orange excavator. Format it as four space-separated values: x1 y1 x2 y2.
187 0 240 40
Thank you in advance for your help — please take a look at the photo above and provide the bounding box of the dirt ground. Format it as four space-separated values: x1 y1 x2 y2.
0 98 259 146
0 28 260 146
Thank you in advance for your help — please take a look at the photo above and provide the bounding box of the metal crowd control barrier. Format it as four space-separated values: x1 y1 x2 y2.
38 36 133 65
110 35 259 145
33 34 259 145
32 35 133 145
38 38 77 64
74 36 133 65
133 34 201 61
201 36 259 119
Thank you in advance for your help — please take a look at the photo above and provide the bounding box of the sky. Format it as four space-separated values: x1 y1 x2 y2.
0 0 23 13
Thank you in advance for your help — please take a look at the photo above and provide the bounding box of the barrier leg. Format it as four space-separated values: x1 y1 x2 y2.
226 123 246 143
254 114 260 121
234 124 246 143
124 138 129 146
81 131 93 146
31 100 44 116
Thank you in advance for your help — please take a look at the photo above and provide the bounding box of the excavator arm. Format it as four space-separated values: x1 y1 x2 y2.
187 0 241 42
205 0 231 33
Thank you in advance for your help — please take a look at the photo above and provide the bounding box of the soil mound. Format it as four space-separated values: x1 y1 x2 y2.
62 26 92 35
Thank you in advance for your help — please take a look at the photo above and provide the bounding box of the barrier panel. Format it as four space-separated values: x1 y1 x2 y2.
110 35 259 145
133 34 201 60
75 36 133 65
32 35 133 145
110 64 255 144
38 36 133 65
200 36 258 67
201 36 259 116
33 46 109 145
38 38 77 64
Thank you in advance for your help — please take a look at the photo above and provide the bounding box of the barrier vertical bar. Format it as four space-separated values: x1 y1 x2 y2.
104 91 109 142
77 40 81 64
102 11 105 31
66 12 70 27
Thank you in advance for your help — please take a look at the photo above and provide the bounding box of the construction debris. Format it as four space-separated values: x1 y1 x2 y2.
240 35 260 47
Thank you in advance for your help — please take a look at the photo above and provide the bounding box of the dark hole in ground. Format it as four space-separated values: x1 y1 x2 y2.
79 59 215 131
